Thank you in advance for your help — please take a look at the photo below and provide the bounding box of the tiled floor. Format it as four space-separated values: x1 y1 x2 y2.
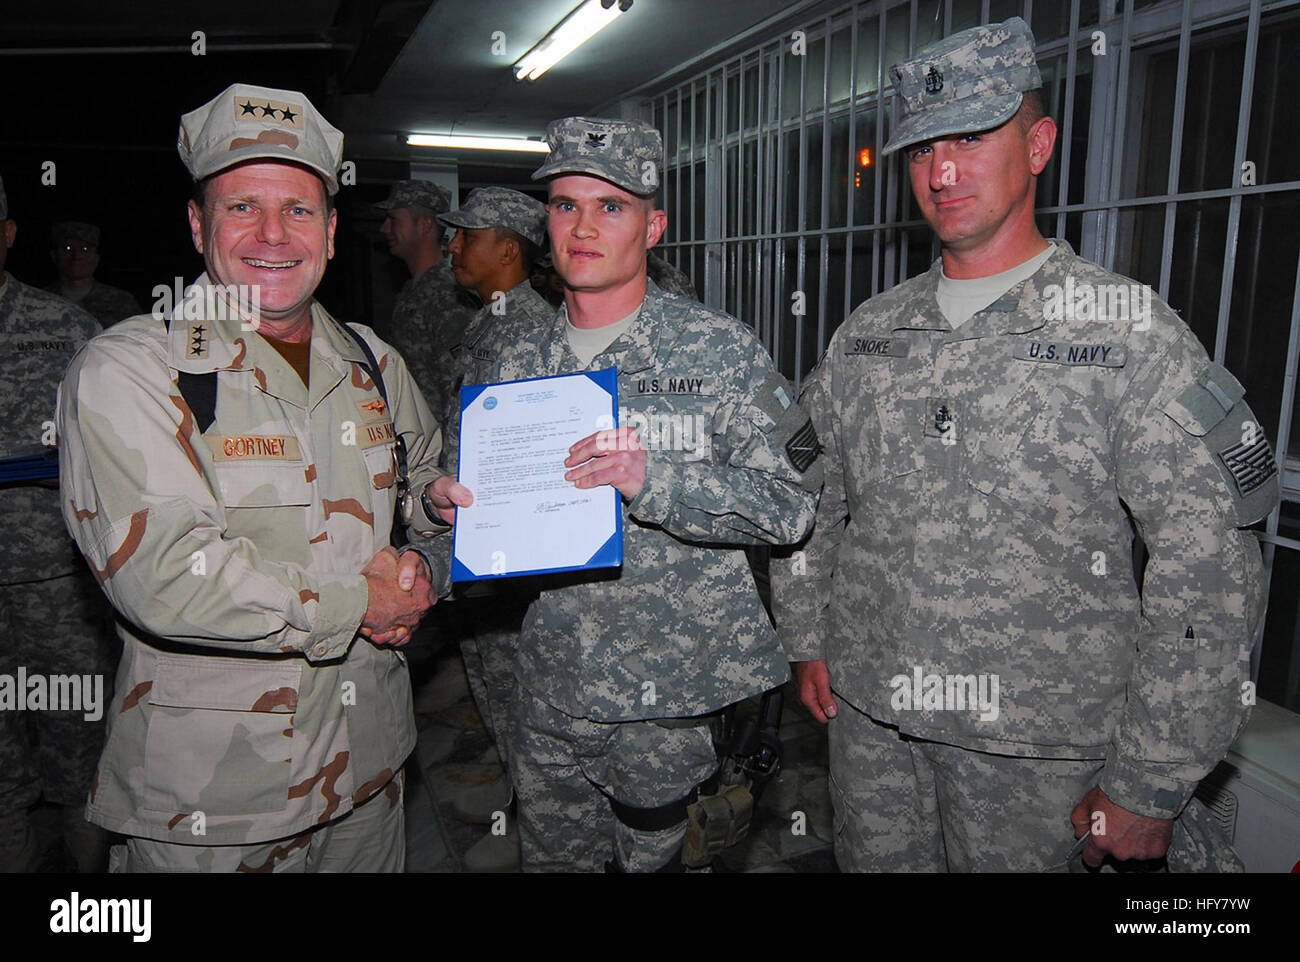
402 625 839 873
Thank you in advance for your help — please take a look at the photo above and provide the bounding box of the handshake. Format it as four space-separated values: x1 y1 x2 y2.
355 477 475 648
358 546 436 648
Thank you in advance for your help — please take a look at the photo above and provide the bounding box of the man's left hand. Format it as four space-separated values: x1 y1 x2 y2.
426 476 473 525
564 427 646 500
1070 785 1175 868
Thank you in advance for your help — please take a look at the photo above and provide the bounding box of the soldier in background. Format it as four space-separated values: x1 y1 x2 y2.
57 84 447 872
646 250 697 300
436 186 552 871
0 176 113 872
378 180 480 428
443 187 553 410
45 221 141 328
771 19 1278 872
425 118 823 872
529 250 566 308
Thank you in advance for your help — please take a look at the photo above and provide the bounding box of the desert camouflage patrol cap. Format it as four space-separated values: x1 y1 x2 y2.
178 83 345 194
438 187 547 247
531 116 662 196
375 179 451 215
52 221 100 249
0 175 7 220
882 17 1043 156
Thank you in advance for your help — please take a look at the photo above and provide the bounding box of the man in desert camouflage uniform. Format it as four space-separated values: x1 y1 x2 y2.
435 186 551 871
425 117 823 872
771 19 1279 872
378 180 480 428
45 221 141 328
0 176 113 873
56 84 448 872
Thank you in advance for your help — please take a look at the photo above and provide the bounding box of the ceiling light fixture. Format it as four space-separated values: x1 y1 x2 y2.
405 133 551 152
513 0 633 82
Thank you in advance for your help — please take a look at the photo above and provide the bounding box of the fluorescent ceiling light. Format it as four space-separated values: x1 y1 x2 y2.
514 0 626 81
406 133 550 152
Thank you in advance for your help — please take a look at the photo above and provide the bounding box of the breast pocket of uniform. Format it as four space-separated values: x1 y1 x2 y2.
359 419 399 490
967 381 1113 530
841 394 923 497
142 654 301 817
464 346 496 391
625 395 715 465
209 435 312 508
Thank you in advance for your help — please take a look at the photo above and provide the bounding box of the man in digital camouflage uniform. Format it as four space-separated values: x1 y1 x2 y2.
771 18 1279 872
424 117 824 872
57 83 449 872
443 186 553 402
0 176 114 873
378 179 480 429
45 221 142 328
434 185 552 871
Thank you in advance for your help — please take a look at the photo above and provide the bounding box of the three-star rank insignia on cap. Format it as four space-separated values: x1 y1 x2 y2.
924 65 944 94
586 132 607 148
187 323 210 359
233 97 305 130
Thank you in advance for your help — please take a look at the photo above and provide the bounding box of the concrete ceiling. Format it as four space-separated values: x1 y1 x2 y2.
334 0 807 163
1 0 825 290
0 0 831 329
6 0 818 167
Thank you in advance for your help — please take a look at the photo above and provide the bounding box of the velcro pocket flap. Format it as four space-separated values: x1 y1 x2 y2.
149 654 302 713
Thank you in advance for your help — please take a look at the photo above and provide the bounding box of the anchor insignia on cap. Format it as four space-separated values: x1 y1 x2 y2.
924 65 944 93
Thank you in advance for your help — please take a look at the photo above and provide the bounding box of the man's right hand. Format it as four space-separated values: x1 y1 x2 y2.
360 546 434 646
425 476 474 525
794 660 838 723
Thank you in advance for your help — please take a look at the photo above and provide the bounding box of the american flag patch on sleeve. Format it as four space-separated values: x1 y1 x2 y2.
786 418 822 473
1218 435 1278 496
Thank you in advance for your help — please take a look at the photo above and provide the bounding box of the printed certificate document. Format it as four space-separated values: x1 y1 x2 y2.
451 367 622 581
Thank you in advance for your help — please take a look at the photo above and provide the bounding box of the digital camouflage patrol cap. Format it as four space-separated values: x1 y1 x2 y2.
882 17 1042 156
178 83 345 194
531 116 662 196
438 187 547 247
375 179 451 215
52 221 100 249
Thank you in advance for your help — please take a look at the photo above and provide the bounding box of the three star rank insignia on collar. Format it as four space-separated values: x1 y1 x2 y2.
187 322 210 359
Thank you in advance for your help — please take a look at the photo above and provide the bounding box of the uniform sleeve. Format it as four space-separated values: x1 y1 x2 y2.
626 340 823 547
399 362 461 600
361 328 448 535
364 329 454 593
1103 331 1277 818
768 353 848 662
57 336 368 662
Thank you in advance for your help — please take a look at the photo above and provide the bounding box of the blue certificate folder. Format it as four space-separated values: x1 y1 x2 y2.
0 448 59 483
451 367 622 582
